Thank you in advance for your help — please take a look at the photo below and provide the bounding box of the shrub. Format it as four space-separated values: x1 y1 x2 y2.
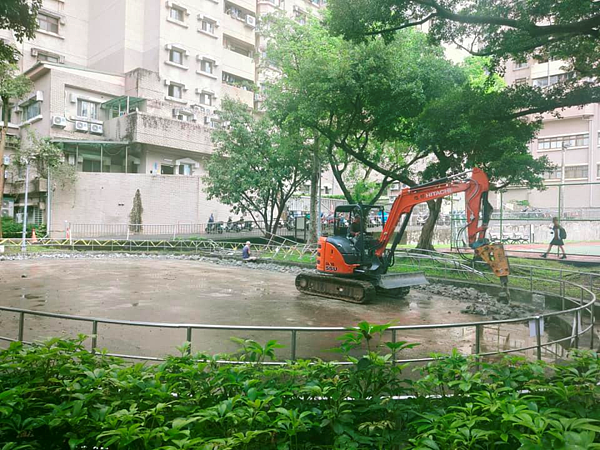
0 326 599 449
1 217 45 238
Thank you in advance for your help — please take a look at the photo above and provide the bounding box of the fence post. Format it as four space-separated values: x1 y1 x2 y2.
535 317 542 361
391 329 397 364
591 300 595 350
91 321 98 354
291 330 297 361
574 311 580 349
18 312 25 342
186 327 192 355
529 268 533 292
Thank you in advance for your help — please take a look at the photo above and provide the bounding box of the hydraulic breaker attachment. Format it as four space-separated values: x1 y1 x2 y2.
474 243 511 301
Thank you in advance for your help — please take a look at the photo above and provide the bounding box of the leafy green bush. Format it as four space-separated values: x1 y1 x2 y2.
0 324 599 449
1 217 45 238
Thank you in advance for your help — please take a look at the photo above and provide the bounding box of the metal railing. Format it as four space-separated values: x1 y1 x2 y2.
0 249 596 364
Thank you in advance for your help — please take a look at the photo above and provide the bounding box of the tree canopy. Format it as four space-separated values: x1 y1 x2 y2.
263 16 553 248
203 98 312 235
327 0 600 79
0 0 42 63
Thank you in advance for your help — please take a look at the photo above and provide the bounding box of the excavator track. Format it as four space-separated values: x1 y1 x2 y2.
295 273 376 304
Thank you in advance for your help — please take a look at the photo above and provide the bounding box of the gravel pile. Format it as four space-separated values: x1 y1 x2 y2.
415 283 540 320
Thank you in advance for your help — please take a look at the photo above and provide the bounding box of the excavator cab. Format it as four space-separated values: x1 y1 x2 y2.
332 204 385 265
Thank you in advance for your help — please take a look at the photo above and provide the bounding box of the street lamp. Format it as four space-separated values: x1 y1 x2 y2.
20 158 30 253
560 142 570 220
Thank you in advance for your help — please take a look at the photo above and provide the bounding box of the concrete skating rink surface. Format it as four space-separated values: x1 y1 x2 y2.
0 258 484 360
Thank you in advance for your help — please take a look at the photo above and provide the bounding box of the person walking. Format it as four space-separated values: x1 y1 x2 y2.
541 217 567 259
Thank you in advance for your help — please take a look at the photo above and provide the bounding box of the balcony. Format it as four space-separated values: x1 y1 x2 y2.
222 13 255 45
540 104 595 122
103 112 214 155
222 49 255 81
221 83 254 108
227 0 256 13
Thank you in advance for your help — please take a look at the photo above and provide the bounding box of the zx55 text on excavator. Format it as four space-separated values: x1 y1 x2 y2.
295 168 510 303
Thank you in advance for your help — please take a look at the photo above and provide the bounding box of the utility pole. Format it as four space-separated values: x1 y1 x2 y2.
20 160 30 252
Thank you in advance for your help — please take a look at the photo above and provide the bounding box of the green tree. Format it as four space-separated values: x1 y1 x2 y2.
0 63 33 238
264 17 455 204
327 0 600 80
265 17 552 250
0 0 42 64
10 133 77 189
204 98 312 236
129 189 143 233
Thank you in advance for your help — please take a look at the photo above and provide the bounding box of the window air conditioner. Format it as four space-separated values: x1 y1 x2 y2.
3 155 9 165
34 91 44 101
204 116 211 125
75 121 89 132
245 15 256 28
30 48 39 56
90 123 103 134
52 115 67 128
69 93 77 103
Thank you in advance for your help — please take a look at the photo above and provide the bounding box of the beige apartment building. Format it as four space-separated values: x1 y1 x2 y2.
0 0 324 236
499 60 600 216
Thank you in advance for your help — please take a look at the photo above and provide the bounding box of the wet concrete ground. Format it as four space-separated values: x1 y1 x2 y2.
0 258 503 360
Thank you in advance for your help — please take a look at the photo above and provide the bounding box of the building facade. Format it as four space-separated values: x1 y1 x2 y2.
500 59 600 216
0 0 325 236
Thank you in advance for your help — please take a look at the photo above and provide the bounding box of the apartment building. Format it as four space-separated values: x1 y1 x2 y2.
500 59 600 214
0 0 325 236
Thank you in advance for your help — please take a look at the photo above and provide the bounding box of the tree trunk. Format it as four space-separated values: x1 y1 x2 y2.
0 98 8 239
308 140 320 244
416 199 442 251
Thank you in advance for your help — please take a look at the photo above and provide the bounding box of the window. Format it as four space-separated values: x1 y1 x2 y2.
0 106 12 123
565 165 588 179
533 72 575 88
514 61 528 70
82 159 101 173
23 101 41 121
543 168 562 180
179 164 192 175
77 99 99 120
223 37 253 57
515 77 528 86
161 164 175 175
169 48 184 65
38 52 60 63
38 13 59 33
170 6 185 22
201 19 215 34
200 59 214 74
168 84 183 99
222 72 253 90
295 12 307 25
549 72 574 85
538 134 589 150
199 93 213 106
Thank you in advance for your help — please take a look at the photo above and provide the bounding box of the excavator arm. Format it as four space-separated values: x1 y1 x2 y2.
376 168 510 286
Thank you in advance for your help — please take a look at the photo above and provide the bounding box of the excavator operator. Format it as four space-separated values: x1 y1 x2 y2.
349 215 361 237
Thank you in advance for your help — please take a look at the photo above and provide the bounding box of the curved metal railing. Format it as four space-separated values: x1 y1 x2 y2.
0 248 596 364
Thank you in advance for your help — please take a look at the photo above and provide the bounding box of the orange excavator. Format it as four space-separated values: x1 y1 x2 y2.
295 168 510 303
